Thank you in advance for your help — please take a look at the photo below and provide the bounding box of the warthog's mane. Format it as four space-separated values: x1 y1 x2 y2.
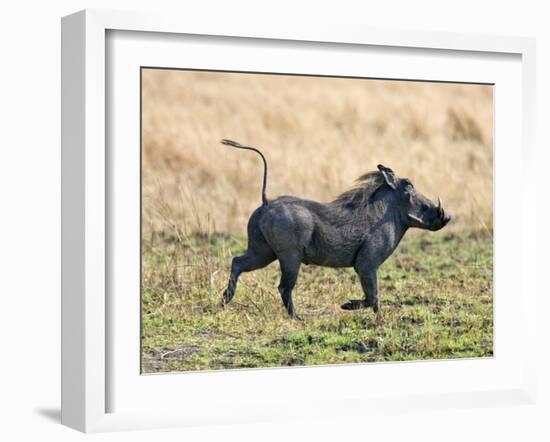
331 171 386 210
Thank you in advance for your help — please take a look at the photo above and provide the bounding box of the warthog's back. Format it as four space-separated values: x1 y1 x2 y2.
256 196 364 267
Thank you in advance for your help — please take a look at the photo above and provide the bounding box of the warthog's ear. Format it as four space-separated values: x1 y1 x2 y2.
377 164 397 190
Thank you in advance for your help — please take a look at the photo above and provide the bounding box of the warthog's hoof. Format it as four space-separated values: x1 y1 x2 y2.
341 299 379 311
340 299 366 310
220 289 233 307
286 311 303 321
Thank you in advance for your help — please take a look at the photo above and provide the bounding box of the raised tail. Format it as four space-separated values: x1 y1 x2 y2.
221 139 269 206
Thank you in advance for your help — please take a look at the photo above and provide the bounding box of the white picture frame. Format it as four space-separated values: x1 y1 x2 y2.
61 9 537 433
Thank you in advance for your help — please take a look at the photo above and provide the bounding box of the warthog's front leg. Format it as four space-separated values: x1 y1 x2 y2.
341 268 380 314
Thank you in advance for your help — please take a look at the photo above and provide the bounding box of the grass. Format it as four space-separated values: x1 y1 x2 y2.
141 70 493 237
141 231 493 373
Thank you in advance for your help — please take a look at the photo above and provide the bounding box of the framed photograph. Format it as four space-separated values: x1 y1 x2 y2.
61 9 537 432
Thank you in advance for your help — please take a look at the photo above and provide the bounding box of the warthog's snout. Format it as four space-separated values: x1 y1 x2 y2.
436 197 452 229
406 192 452 232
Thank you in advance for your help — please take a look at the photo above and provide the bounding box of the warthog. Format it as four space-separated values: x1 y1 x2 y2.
220 139 451 318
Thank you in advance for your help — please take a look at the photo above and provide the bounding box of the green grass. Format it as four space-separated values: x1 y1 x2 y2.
141 231 493 373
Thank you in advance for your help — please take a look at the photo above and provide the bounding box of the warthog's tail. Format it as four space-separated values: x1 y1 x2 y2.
221 139 269 206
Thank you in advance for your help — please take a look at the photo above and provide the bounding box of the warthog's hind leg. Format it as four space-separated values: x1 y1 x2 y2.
221 251 275 307
277 254 301 319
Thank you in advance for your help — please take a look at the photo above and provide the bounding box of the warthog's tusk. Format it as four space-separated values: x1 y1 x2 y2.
437 197 443 218
408 214 424 225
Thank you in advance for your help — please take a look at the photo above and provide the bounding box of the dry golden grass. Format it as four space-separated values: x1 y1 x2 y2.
142 69 493 237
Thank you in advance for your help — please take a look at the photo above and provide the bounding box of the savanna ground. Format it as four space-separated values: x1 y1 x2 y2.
141 69 493 373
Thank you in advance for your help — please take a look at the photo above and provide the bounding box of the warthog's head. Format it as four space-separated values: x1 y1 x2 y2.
378 164 451 231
